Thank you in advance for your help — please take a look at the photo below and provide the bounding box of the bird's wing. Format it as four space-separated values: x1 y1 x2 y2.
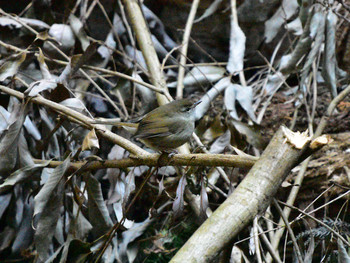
133 111 176 139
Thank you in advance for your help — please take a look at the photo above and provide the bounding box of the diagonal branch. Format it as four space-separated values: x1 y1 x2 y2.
0 84 147 156
169 127 329 263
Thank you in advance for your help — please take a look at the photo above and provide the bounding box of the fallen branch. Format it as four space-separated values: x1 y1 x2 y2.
169 126 330 263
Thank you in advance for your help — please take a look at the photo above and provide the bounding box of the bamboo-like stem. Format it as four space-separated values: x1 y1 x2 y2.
121 0 172 105
176 0 200 99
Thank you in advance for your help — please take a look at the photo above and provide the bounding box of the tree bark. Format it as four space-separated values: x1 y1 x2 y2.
170 126 325 263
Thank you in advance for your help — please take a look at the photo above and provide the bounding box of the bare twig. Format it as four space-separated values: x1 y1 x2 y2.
293 189 350 224
277 200 350 247
0 84 147 156
273 199 304 263
80 68 125 117
94 167 158 262
253 217 263 263
192 133 231 184
33 152 256 169
93 73 129 118
257 225 283 263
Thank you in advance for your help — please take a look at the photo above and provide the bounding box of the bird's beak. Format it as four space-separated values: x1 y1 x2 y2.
192 100 201 108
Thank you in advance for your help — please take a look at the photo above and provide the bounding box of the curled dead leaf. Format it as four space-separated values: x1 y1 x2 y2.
0 52 26 81
82 129 99 151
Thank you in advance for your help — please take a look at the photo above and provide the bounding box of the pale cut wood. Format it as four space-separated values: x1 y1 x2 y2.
170 126 326 263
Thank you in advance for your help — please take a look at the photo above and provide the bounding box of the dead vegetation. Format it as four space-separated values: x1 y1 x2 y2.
0 0 349 262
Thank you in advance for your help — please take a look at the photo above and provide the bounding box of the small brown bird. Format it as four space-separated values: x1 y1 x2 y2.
94 99 201 151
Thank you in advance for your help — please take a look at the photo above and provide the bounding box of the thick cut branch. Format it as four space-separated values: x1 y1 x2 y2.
170 127 327 263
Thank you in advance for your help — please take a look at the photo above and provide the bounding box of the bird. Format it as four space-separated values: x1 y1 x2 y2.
94 99 201 151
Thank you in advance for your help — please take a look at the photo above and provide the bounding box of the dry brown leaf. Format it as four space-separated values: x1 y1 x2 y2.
82 129 99 151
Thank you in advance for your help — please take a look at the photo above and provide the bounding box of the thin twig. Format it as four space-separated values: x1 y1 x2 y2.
84 0 98 20
164 62 228 69
266 83 350 262
0 84 147 156
293 189 350 224
160 45 182 74
273 199 304 263
314 83 350 137
192 133 231 184
93 72 129 118
257 225 283 263
94 166 158 262
118 0 135 47
277 200 350 247
80 68 125 117
253 217 263 263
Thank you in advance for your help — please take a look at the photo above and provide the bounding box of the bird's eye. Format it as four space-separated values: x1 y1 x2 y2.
181 107 191 112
